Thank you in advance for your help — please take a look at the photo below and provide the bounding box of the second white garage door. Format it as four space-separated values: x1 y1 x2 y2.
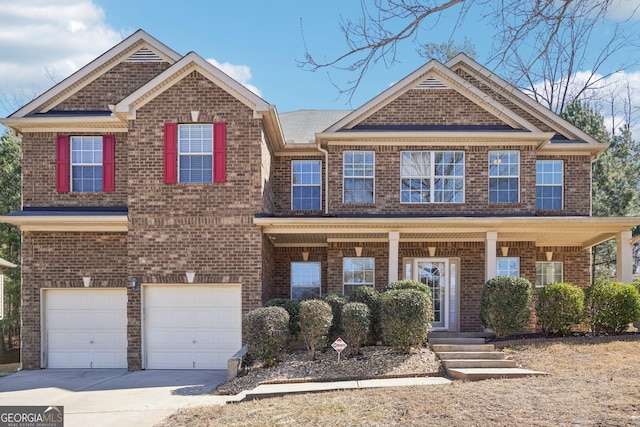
144 285 242 369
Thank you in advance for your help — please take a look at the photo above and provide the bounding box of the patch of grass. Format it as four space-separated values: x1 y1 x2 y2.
157 340 640 427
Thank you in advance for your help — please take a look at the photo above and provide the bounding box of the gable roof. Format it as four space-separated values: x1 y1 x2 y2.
9 30 181 118
320 54 607 158
280 110 352 144
112 51 285 150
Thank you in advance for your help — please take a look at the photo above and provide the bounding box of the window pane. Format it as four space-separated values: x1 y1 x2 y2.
70 136 103 192
536 160 563 210
291 262 321 300
292 160 322 210
344 151 374 204
496 257 520 277
536 262 563 287
343 257 375 297
401 151 464 204
178 124 213 183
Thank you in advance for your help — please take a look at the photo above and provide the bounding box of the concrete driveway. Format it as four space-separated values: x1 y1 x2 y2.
0 369 229 427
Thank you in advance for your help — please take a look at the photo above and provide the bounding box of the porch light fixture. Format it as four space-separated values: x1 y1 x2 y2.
354 246 363 257
301 251 310 262
129 277 139 292
545 251 554 261
82 276 91 287
501 246 509 257
186 271 196 283
428 246 436 257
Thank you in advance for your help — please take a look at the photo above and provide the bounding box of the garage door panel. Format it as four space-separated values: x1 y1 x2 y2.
45 289 127 369
145 285 241 370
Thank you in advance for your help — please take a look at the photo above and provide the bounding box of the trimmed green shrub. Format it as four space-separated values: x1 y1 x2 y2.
341 302 370 356
322 293 347 341
480 276 533 337
380 289 432 353
383 279 431 295
585 280 640 334
349 285 382 345
242 306 289 366
299 299 333 360
265 298 301 337
536 282 584 336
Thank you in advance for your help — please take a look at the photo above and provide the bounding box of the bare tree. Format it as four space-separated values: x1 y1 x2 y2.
300 0 640 108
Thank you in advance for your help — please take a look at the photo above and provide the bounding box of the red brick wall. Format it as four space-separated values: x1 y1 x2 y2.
360 89 509 127
273 154 325 215
21 132 128 207
50 62 171 112
20 232 128 369
272 247 328 299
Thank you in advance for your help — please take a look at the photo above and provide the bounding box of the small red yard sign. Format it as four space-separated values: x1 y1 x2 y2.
331 337 348 361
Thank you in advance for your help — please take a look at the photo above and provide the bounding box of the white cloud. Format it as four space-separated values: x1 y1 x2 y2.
606 0 640 21
0 0 123 114
207 58 262 97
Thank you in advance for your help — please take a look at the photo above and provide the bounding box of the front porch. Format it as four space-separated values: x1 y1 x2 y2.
258 215 639 332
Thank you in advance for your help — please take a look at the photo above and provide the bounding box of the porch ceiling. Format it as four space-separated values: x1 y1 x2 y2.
256 216 640 249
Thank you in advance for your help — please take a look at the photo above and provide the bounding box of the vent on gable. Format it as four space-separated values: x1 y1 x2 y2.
125 47 165 63
415 77 448 90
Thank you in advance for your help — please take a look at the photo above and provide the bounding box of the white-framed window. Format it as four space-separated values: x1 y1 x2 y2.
496 257 520 277
292 160 321 210
291 262 321 300
343 257 375 297
71 136 103 192
536 160 563 210
401 151 464 203
536 261 563 287
489 150 519 203
178 124 213 183
343 151 374 204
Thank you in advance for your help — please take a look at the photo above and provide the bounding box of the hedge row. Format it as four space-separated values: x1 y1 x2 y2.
244 280 434 362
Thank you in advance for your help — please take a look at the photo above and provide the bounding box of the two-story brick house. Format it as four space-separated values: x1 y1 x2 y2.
2 30 638 371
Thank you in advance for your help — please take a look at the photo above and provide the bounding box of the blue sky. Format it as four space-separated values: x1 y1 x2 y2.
0 0 639 121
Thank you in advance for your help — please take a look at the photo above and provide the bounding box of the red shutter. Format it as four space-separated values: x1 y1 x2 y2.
56 135 70 193
102 134 115 192
213 122 226 183
164 122 177 184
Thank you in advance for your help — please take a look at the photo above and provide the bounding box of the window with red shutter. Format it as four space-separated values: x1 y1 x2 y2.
102 134 115 192
56 135 70 193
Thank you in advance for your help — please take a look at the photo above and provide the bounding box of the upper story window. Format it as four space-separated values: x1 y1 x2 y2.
401 151 464 203
71 136 103 192
489 150 519 203
343 257 375 297
163 122 226 184
496 257 520 277
178 124 213 183
55 134 115 193
343 151 374 204
292 160 321 210
536 160 563 210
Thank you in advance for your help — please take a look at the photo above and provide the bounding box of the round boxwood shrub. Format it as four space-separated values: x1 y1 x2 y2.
349 285 382 345
265 298 301 337
480 276 533 337
535 282 584 336
322 293 347 341
380 289 432 353
242 306 290 366
341 302 370 356
298 299 333 360
383 279 431 295
585 280 640 334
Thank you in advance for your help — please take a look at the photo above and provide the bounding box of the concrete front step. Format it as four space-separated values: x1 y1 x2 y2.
441 359 518 369
446 368 547 381
429 337 486 345
431 344 495 353
435 351 507 360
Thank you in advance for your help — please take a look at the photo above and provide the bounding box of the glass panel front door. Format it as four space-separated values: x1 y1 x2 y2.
414 259 448 329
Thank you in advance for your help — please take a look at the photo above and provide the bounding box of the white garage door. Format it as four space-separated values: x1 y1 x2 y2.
145 285 242 369
44 288 127 369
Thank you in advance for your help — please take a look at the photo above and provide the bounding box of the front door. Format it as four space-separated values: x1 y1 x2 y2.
414 259 449 329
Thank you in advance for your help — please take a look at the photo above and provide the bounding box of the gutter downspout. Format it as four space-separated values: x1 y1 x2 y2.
317 141 329 215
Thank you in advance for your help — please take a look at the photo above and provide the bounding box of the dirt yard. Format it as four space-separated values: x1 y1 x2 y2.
157 340 640 426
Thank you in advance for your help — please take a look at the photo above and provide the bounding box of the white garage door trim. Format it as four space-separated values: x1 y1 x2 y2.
143 284 242 370
42 288 128 369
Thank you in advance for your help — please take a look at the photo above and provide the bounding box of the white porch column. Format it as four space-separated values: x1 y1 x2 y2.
388 231 400 283
485 231 497 281
616 230 633 283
